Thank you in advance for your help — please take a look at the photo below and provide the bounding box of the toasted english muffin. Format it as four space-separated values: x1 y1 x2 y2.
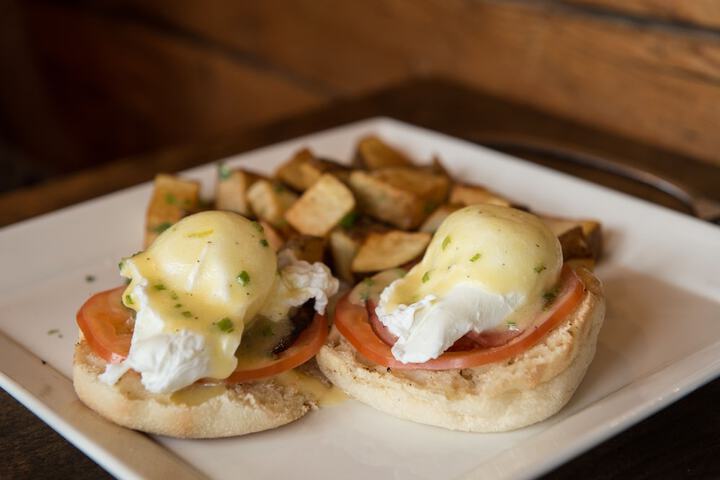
316 267 605 432
73 339 318 438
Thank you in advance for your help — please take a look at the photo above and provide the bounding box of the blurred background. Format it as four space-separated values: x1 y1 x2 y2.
2 0 720 194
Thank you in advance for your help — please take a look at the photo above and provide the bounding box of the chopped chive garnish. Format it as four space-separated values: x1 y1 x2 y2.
118 260 124 271
259 239 269 247
339 211 359 229
237 270 250 286
47 329 59 335
507 320 519 331
251 221 264 233
170 291 179 300
442 236 452 250
187 229 213 238
422 271 431 283
273 183 286 193
216 317 234 333
534 264 547 274
470 253 481 262
543 289 558 309
363 277 375 287
165 193 177 205
423 201 438 214
152 222 173 234
85 275 95 283
181 311 193 318
218 163 231 180
154 283 167 291
125 294 134 305
174 303 182 308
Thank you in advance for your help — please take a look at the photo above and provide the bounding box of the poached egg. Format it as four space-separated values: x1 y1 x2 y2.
100 211 338 393
376 204 562 363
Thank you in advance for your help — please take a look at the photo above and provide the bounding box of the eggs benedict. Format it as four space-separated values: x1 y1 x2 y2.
317 205 605 432
74 211 339 437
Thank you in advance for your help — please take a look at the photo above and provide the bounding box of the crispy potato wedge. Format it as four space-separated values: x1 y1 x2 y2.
541 216 603 261
354 136 411 169
145 174 200 247
372 167 450 206
285 174 356 237
275 148 346 192
348 171 423 229
329 228 362 283
215 167 259 216
449 184 512 207
283 234 326 264
247 180 297 230
420 204 462 233
352 231 431 272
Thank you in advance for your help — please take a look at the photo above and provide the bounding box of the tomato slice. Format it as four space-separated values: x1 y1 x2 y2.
77 287 328 383
222 314 328 383
334 266 585 370
76 287 133 364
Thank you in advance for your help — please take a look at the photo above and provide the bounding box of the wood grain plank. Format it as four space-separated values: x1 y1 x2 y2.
18 1 326 170
74 0 720 167
564 0 720 30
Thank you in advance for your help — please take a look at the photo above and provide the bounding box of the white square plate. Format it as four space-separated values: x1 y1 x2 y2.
1 118 719 480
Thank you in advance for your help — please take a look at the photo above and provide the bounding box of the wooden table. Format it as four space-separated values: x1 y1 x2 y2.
2 78 719 479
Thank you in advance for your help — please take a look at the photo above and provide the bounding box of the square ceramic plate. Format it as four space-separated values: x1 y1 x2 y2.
1 118 719 480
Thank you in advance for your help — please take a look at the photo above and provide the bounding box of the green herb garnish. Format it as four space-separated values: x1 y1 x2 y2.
85 275 95 283
422 271 431 283
181 311 193 318
47 329 59 335
470 253 482 262
154 283 167 291
216 317 234 333
534 264 547 274
423 201 438 214
152 222 173 234
251 221 264 233
165 193 177 205
125 294 134 305
543 289 558 309
218 163 231 180
170 291 179 300
507 320 519 330
237 270 251 286
174 303 182 308
259 239 269 247
186 229 213 238
339 211 359 229
442 236 452 250
273 183 286 193
363 277 375 287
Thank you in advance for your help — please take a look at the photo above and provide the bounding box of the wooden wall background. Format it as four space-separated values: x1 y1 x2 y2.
2 0 720 179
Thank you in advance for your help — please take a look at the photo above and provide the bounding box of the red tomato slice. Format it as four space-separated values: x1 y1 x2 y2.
77 287 328 383
76 287 133 364
334 266 585 370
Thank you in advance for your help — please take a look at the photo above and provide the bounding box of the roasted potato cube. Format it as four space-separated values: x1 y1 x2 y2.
275 148 346 192
449 184 512 207
420 204 462 233
283 234 326 264
247 180 297 229
285 174 355 237
352 231 431 272
354 136 411 169
372 167 450 207
542 216 603 260
348 171 423 229
329 228 361 283
215 167 259 215
259 221 284 252
145 174 200 247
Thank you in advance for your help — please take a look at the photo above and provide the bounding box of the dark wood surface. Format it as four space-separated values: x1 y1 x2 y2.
1 78 718 479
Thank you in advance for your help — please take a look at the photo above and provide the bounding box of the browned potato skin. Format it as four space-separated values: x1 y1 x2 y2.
372 167 450 207
420 204 462 233
354 136 412 169
449 184 512 207
275 148 339 192
215 168 259 216
348 170 423 229
352 231 431 272
145 174 200 247
284 174 355 237
541 216 603 261
247 180 298 230
283 234 327 264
